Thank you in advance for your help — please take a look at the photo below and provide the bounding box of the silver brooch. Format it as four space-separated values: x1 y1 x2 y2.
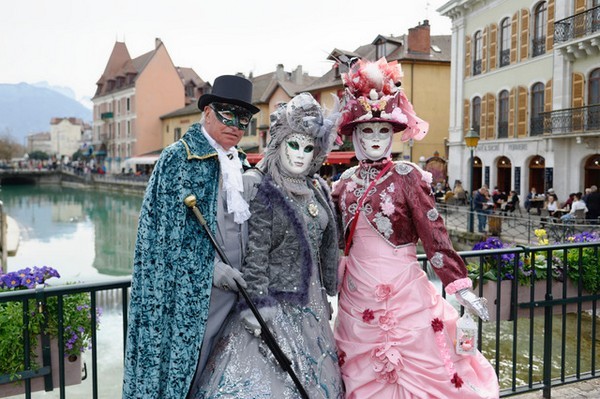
308 203 319 217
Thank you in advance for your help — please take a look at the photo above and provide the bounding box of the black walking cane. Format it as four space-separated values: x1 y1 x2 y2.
183 195 310 399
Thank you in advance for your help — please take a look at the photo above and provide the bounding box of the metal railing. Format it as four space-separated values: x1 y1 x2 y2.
0 278 130 399
554 6 600 44
1 212 600 398
541 104 600 135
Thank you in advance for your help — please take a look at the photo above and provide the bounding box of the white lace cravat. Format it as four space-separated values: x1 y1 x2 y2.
201 127 251 224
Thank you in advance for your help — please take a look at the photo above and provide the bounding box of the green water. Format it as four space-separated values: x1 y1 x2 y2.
0 184 142 278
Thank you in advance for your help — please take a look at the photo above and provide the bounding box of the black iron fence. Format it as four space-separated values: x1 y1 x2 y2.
554 6 600 44
1 216 600 398
541 104 600 135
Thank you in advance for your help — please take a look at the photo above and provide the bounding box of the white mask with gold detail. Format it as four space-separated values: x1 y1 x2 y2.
355 122 393 161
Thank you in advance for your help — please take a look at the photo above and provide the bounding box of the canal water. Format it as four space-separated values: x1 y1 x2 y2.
1 184 142 398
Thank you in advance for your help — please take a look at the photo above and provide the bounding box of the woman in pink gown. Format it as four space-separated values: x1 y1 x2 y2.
332 58 500 398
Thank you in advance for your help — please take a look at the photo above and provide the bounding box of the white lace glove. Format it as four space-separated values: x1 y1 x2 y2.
240 306 278 337
212 260 247 292
455 288 490 322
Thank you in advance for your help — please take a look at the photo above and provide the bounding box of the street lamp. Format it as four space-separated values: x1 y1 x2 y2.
465 128 480 233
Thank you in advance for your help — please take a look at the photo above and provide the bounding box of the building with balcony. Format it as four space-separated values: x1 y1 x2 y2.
92 38 201 173
439 0 600 201
304 20 452 182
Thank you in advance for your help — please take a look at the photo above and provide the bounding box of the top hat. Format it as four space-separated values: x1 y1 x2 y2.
198 75 259 114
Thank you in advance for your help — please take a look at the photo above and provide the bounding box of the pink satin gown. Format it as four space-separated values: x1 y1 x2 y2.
335 216 500 399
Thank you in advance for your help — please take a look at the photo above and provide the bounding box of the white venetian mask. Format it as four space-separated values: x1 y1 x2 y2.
356 122 393 160
279 133 315 176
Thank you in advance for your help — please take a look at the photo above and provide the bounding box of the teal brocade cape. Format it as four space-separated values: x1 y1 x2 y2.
123 124 239 398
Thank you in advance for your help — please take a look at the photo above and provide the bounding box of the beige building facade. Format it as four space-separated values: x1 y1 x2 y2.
439 0 600 199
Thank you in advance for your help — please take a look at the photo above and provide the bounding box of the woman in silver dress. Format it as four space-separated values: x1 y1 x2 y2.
191 92 343 399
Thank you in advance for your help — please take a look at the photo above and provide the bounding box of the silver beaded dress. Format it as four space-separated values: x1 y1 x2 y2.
191 185 343 399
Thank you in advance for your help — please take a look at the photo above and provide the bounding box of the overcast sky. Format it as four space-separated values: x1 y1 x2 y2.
1 0 452 106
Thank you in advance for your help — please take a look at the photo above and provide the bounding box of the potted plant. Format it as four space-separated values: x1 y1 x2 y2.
0 266 101 396
564 231 600 294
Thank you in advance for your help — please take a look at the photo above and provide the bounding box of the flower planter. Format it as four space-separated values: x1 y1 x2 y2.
0 337 82 398
481 280 589 322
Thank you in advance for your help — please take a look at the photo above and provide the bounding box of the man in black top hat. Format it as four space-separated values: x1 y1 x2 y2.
123 75 261 399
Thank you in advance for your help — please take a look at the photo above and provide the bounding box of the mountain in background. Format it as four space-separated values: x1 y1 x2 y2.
0 82 93 145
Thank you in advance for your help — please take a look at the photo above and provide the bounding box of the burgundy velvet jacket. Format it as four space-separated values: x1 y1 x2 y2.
332 159 469 290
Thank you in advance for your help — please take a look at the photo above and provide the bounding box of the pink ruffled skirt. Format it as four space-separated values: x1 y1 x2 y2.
334 217 499 398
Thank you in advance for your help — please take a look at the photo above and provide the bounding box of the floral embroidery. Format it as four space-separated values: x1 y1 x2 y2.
430 252 444 269
387 182 395 193
431 317 463 389
427 208 439 221
378 311 397 331
374 284 393 302
362 309 375 323
381 198 395 217
341 166 357 180
421 170 433 185
373 212 393 238
371 343 404 384
346 181 357 193
395 162 413 175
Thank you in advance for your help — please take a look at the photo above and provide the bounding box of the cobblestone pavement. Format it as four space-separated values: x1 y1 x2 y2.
509 379 600 398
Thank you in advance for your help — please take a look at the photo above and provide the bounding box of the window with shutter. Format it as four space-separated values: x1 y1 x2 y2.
509 88 516 138
518 86 528 137
520 9 530 61
490 24 498 71
482 27 489 73
545 79 553 112
511 13 519 63
589 68 600 129
573 72 585 131
498 90 510 138
533 2 547 57
531 82 545 135
473 97 482 134
465 36 472 78
480 95 488 137
575 0 586 13
474 32 483 75
464 100 471 135
546 0 555 52
500 18 511 67
487 93 496 139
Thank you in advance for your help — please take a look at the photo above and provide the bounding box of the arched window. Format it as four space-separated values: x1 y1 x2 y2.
499 18 511 67
533 2 547 57
498 90 509 138
531 83 545 136
472 96 482 133
589 68 600 129
473 31 483 75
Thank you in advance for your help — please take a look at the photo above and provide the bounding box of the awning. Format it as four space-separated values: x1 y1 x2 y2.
245 153 263 164
243 151 357 166
124 155 160 165
325 151 356 165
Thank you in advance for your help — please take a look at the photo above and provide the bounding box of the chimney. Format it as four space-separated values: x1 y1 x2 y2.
407 20 430 54
291 65 303 84
155 38 162 49
276 64 285 81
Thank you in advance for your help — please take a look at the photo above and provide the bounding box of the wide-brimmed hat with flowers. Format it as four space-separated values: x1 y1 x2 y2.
338 58 429 142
